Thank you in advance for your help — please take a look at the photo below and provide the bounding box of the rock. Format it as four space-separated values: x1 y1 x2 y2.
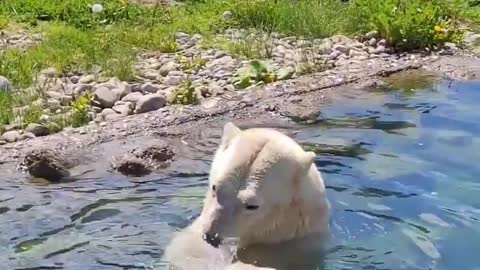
328 50 342 60
223 10 233 20
141 82 160 93
21 149 71 182
464 33 480 45
0 140 6 145
377 39 387 47
79 74 95 84
444 42 458 51
41 67 57 78
368 38 377 47
365 30 379 39
276 66 295 80
333 44 350 54
111 156 152 177
20 132 36 140
0 76 12 92
121 92 144 104
357 79 391 90
112 81 131 99
101 108 118 117
133 144 175 163
74 84 94 96
134 94 166 114
372 45 386 54
164 75 183 86
159 61 178 77
111 143 175 177
112 102 133 116
94 86 118 108
142 70 159 80
1 130 21 142
25 123 49 137
46 91 62 100
59 95 73 106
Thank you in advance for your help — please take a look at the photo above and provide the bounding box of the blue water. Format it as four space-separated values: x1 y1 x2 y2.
1 76 479 270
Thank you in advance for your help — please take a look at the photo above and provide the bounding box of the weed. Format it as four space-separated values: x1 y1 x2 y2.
70 92 93 127
352 0 467 50
177 55 207 74
19 104 43 127
233 60 277 89
210 31 274 59
169 78 199 105
296 48 328 76
0 91 13 126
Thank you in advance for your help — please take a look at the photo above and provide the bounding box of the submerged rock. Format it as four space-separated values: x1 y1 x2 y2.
111 143 175 176
21 149 72 182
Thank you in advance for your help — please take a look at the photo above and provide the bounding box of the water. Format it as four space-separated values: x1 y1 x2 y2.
2 75 480 270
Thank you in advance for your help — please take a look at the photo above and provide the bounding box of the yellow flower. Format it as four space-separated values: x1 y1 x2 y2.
434 25 442 32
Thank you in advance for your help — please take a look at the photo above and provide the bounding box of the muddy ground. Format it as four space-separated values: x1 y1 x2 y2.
0 54 479 179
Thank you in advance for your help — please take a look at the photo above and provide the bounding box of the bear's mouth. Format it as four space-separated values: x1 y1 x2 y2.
202 232 222 248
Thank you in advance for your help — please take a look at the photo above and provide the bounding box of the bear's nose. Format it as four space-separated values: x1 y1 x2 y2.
203 232 222 248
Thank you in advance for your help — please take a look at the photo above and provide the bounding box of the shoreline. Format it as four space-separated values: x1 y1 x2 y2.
1 49 479 176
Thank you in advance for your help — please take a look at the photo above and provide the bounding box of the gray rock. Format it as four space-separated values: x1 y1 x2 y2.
112 102 133 116
121 92 144 103
0 140 6 145
104 113 123 121
1 130 21 143
101 108 118 117
164 75 183 86
365 30 379 39
377 39 387 47
464 33 480 45
333 44 350 54
159 61 178 77
0 76 12 92
112 80 131 99
134 94 166 114
41 67 57 78
223 10 233 20
277 66 295 80
73 84 94 96
46 91 62 100
59 95 73 106
79 74 95 84
444 42 458 51
142 70 159 80
328 50 342 60
368 38 377 47
25 123 49 137
141 82 160 93
20 132 36 140
373 45 386 54
94 86 118 108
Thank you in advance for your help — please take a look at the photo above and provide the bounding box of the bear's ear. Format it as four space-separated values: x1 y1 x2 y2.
221 122 241 146
299 151 316 172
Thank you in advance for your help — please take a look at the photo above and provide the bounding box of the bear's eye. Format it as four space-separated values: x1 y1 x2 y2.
245 204 259 211
211 185 217 192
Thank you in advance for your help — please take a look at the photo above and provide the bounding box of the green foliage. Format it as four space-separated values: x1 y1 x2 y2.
211 32 274 59
170 78 199 105
352 0 467 50
20 104 42 127
233 60 277 89
231 0 354 38
0 91 13 126
177 55 207 74
70 92 93 128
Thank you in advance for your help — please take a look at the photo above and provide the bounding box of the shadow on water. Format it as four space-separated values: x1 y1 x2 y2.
2 73 480 269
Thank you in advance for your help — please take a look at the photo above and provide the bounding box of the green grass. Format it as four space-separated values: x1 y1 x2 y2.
0 92 13 127
0 0 479 135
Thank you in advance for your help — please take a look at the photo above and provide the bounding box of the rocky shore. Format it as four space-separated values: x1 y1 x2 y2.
1 27 480 180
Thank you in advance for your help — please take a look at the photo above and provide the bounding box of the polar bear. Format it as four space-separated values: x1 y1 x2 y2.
164 122 330 270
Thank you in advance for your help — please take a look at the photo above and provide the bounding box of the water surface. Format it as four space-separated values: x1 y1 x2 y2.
2 75 480 270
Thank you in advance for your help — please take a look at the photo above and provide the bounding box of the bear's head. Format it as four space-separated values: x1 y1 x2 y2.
199 122 327 248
